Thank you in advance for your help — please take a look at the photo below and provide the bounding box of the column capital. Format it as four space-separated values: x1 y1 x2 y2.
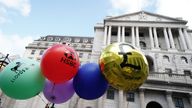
166 90 172 95
139 88 145 92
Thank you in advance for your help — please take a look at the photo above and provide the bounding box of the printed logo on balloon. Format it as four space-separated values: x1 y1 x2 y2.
0 58 45 99
60 50 77 68
99 43 149 91
10 62 35 83
41 44 80 83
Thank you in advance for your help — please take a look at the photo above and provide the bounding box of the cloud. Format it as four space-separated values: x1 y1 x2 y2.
0 0 31 16
0 0 31 23
0 31 34 57
0 8 8 24
108 0 192 28
108 0 157 15
156 0 192 29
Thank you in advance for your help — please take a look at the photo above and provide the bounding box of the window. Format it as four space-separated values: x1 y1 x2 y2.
163 55 170 62
74 38 80 43
82 44 86 48
83 39 88 43
145 55 154 72
181 56 188 63
174 97 184 108
106 87 115 100
45 43 49 46
90 39 94 43
111 27 118 35
31 50 36 55
88 53 91 59
37 43 41 46
139 32 144 37
64 37 71 42
125 32 129 36
165 68 172 76
47 37 53 41
126 92 135 102
79 53 83 58
55 37 61 41
184 70 192 78
140 41 146 49
39 50 44 55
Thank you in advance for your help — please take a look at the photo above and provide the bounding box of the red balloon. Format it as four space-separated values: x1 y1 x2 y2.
41 44 80 83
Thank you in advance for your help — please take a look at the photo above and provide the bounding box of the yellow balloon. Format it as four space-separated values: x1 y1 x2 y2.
99 43 149 91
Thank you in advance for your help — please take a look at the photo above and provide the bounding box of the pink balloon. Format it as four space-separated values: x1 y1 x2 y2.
43 79 74 104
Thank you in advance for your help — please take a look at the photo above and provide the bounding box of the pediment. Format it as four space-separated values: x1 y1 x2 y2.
105 11 187 23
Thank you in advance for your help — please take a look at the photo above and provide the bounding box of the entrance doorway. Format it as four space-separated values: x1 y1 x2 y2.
146 101 162 108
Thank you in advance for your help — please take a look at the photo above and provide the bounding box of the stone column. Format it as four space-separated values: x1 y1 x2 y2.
166 91 174 108
131 26 135 46
136 26 140 48
118 90 124 108
103 26 108 45
163 27 171 49
122 26 125 42
183 28 192 50
107 26 112 45
149 27 154 49
153 27 159 49
168 28 176 49
118 26 121 42
139 89 145 108
178 28 187 50
97 96 104 108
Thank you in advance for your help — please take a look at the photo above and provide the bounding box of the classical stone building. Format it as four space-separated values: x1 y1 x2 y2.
1 11 192 108
91 11 192 108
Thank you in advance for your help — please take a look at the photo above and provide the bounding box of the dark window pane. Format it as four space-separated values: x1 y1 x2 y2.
126 92 135 102
106 88 115 100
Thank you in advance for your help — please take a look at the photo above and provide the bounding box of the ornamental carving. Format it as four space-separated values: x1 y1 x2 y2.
138 13 147 21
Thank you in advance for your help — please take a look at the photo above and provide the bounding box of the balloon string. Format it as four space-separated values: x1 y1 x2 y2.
38 94 47 104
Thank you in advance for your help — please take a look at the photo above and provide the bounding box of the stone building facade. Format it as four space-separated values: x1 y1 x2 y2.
1 11 192 108
91 11 192 108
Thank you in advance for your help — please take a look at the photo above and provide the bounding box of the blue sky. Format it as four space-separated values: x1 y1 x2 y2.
0 0 110 37
0 0 192 56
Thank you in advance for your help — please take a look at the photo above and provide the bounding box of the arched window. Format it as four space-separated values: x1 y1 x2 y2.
145 55 154 72
181 56 188 63
140 41 146 49
163 55 170 62
146 101 162 108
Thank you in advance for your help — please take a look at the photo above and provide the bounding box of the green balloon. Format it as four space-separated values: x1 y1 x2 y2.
0 58 45 99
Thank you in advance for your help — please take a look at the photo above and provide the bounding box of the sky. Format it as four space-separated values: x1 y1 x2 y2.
0 0 192 56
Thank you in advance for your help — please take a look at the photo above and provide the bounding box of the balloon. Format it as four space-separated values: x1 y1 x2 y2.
99 42 149 91
0 58 45 99
41 44 80 83
73 63 108 100
43 79 74 104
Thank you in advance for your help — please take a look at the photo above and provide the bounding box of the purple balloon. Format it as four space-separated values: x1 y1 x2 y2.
43 79 74 104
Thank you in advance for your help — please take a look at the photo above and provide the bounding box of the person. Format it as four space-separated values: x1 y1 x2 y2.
45 103 50 108
50 103 55 108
